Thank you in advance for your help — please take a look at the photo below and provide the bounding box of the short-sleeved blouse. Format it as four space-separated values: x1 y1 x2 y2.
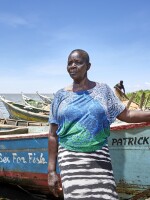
49 82 125 152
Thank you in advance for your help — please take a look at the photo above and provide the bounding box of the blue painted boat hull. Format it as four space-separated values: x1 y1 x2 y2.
109 122 150 199
0 122 150 198
0 126 61 196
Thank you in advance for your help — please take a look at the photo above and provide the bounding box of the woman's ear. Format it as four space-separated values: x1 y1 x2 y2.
87 63 91 71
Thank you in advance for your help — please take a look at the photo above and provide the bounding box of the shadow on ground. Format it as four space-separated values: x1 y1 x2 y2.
0 183 63 200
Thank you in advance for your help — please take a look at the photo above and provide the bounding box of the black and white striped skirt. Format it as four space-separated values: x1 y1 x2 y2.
58 144 119 200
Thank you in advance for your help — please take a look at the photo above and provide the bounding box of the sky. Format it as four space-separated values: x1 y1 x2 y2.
0 0 150 94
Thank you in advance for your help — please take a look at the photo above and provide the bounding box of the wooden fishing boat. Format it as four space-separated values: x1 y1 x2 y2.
122 100 140 110
21 93 50 112
36 92 53 104
114 89 150 111
0 96 49 123
0 122 150 199
0 124 28 135
0 125 62 197
109 121 150 199
0 118 49 127
114 89 139 110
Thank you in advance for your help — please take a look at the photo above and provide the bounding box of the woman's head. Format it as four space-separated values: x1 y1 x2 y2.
68 49 90 64
67 49 91 82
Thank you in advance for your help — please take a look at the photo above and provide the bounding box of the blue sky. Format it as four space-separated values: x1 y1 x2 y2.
0 0 150 93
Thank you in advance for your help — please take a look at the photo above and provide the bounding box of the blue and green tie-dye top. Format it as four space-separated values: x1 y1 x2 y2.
49 82 125 152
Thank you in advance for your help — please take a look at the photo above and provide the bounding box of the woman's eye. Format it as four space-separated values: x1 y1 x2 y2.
68 61 83 66
75 61 82 65
68 62 72 66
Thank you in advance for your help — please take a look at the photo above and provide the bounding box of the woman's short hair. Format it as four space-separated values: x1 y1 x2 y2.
69 49 90 63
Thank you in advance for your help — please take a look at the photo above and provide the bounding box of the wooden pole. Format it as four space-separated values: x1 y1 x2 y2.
139 92 145 110
143 94 150 110
126 92 136 109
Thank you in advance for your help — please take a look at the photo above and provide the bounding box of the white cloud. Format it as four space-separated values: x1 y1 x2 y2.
145 82 150 86
0 13 28 27
27 60 68 76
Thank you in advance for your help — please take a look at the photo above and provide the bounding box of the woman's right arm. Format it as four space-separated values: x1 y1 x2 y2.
48 123 62 197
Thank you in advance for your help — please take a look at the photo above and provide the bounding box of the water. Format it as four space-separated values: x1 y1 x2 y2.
0 93 53 119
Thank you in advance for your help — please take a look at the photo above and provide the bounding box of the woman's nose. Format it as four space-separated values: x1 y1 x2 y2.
70 62 76 68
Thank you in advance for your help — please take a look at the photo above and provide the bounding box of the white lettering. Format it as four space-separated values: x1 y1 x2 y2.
28 153 47 164
12 153 27 163
0 152 47 164
0 153 10 163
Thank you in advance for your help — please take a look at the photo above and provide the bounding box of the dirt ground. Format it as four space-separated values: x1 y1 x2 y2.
1 183 150 200
0 183 62 200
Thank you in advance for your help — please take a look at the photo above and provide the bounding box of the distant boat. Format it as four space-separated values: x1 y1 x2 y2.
0 121 150 199
0 96 49 123
0 109 4 118
21 93 50 112
36 91 53 104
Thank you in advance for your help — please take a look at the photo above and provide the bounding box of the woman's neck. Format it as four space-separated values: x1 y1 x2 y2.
65 79 96 92
73 79 89 91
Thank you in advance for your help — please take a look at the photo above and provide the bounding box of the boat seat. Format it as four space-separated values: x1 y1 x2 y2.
0 125 28 135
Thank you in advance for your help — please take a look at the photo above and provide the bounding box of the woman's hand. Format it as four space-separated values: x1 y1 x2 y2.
48 171 62 197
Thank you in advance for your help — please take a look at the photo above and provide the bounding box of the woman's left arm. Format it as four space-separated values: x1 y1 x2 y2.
117 108 150 123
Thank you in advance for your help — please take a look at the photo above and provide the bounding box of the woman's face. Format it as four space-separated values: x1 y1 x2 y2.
67 51 90 82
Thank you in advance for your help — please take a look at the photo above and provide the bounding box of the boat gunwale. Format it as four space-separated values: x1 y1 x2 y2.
0 122 149 140
0 131 48 140
111 122 150 131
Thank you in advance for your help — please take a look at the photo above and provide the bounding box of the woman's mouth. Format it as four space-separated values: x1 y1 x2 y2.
70 71 77 75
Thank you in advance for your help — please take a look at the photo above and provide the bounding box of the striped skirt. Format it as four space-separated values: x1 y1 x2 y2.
58 144 119 200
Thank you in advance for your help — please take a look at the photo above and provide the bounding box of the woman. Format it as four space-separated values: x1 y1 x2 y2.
48 49 150 200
